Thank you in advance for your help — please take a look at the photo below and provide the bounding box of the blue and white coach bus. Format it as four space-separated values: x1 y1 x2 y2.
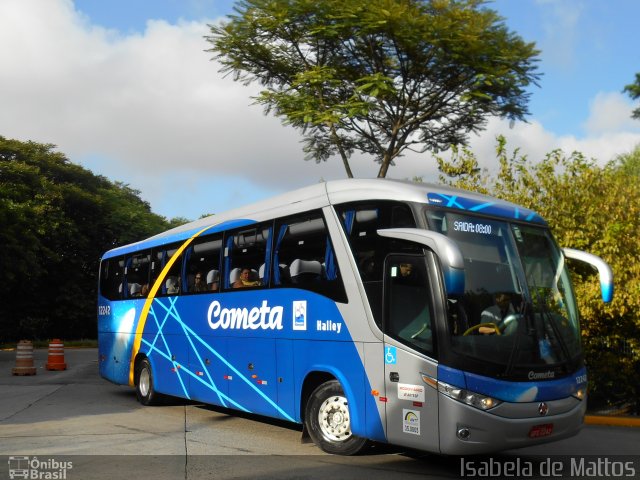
98 179 613 455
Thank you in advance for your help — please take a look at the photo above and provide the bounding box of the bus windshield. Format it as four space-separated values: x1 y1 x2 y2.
427 210 582 380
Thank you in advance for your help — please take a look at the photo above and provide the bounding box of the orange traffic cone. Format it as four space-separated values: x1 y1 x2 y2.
45 339 67 371
12 340 37 375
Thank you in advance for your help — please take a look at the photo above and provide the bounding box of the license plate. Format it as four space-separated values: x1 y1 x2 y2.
528 423 553 438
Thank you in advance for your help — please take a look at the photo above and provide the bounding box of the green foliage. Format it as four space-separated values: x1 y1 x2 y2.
623 72 640 120
208 0 540 178
0 136 174 342
438 138 640 410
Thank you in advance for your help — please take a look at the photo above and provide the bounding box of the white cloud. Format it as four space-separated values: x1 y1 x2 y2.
583 91 639 136
376 109 640 185
461 114 640 173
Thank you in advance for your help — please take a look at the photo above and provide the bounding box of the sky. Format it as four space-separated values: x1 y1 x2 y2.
1 0 639 221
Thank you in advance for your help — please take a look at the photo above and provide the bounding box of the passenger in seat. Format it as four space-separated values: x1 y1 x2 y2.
399 263 413 278
192 272 208 292
233 267 261 288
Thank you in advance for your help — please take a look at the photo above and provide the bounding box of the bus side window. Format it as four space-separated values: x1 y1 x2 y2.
155 244 183 296
224 224 272 290
184 235 222 293
99 256 125 301
337 202 417 282
336 202 418 327
273 211 347 303
128 252 151 298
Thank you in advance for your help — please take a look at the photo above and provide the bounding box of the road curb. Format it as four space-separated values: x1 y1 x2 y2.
585 415 640 428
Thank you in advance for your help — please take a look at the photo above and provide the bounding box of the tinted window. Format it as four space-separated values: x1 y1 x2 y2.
273 211 347 302
99 256 125 300
336 202 418 325
154 244 183 296
336 202 417 282
384 255 435 357
224 225 271 290
184 236 222 293
127 253 151 298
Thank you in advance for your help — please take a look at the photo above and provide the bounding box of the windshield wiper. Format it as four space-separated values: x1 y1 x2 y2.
539 304 571 363
502 302 533 377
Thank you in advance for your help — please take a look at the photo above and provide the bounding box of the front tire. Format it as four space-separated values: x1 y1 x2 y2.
304 380 368 455
135 358 162 406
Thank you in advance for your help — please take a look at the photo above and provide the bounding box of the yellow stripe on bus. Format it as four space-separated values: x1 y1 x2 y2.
128 226 214 387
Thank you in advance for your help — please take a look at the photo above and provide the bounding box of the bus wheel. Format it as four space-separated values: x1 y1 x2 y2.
305 380 368 455
136 358 161 406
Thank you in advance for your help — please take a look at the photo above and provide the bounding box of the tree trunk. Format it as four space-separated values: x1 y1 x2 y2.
377 153 392 178
329 125 353 178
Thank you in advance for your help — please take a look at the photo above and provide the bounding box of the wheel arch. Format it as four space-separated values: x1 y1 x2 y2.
299 367 367 437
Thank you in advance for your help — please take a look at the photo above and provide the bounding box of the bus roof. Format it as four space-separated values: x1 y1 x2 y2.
101 178 545 259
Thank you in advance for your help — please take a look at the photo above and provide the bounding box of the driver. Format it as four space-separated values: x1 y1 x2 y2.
479 292 515 334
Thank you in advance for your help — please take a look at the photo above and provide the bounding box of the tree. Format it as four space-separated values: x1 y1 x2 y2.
0 136 176 342
623 72 640 119
438 138 640 409
207 0 540 178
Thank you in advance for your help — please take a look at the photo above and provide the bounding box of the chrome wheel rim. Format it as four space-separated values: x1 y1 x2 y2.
318 395 352 442
139 367 150 397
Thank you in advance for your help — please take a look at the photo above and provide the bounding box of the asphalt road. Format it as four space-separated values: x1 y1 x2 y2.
0 348 638 480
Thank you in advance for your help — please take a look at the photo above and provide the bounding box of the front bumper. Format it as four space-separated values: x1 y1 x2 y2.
438 393 586 455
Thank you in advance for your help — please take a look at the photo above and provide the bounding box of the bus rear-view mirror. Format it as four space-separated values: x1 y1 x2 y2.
562 248 614 303
377 228 465 295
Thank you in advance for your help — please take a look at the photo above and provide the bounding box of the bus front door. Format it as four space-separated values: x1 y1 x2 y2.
382 254 440 452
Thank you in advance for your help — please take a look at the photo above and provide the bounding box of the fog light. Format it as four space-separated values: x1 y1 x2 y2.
457 427 470 440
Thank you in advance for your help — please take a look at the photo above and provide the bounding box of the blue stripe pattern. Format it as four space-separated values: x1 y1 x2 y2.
427 193 546 225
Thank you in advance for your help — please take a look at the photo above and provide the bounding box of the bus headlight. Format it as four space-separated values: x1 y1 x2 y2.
437 380 501 411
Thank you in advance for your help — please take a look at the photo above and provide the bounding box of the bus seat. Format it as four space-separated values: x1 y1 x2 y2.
290 259 321 283
206 269 219 287
165 276 179 294
229 268 241 285
279 263 290 282
259 263 265 280
129 283 141 297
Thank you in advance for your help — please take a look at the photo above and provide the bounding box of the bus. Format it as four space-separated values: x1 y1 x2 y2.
97 179 613 455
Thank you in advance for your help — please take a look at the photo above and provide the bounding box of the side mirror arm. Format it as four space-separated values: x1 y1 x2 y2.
377 228 465 295
562 248 614 303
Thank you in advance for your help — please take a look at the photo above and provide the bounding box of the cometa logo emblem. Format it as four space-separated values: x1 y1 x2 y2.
538 402 549 416
292 300 307 331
